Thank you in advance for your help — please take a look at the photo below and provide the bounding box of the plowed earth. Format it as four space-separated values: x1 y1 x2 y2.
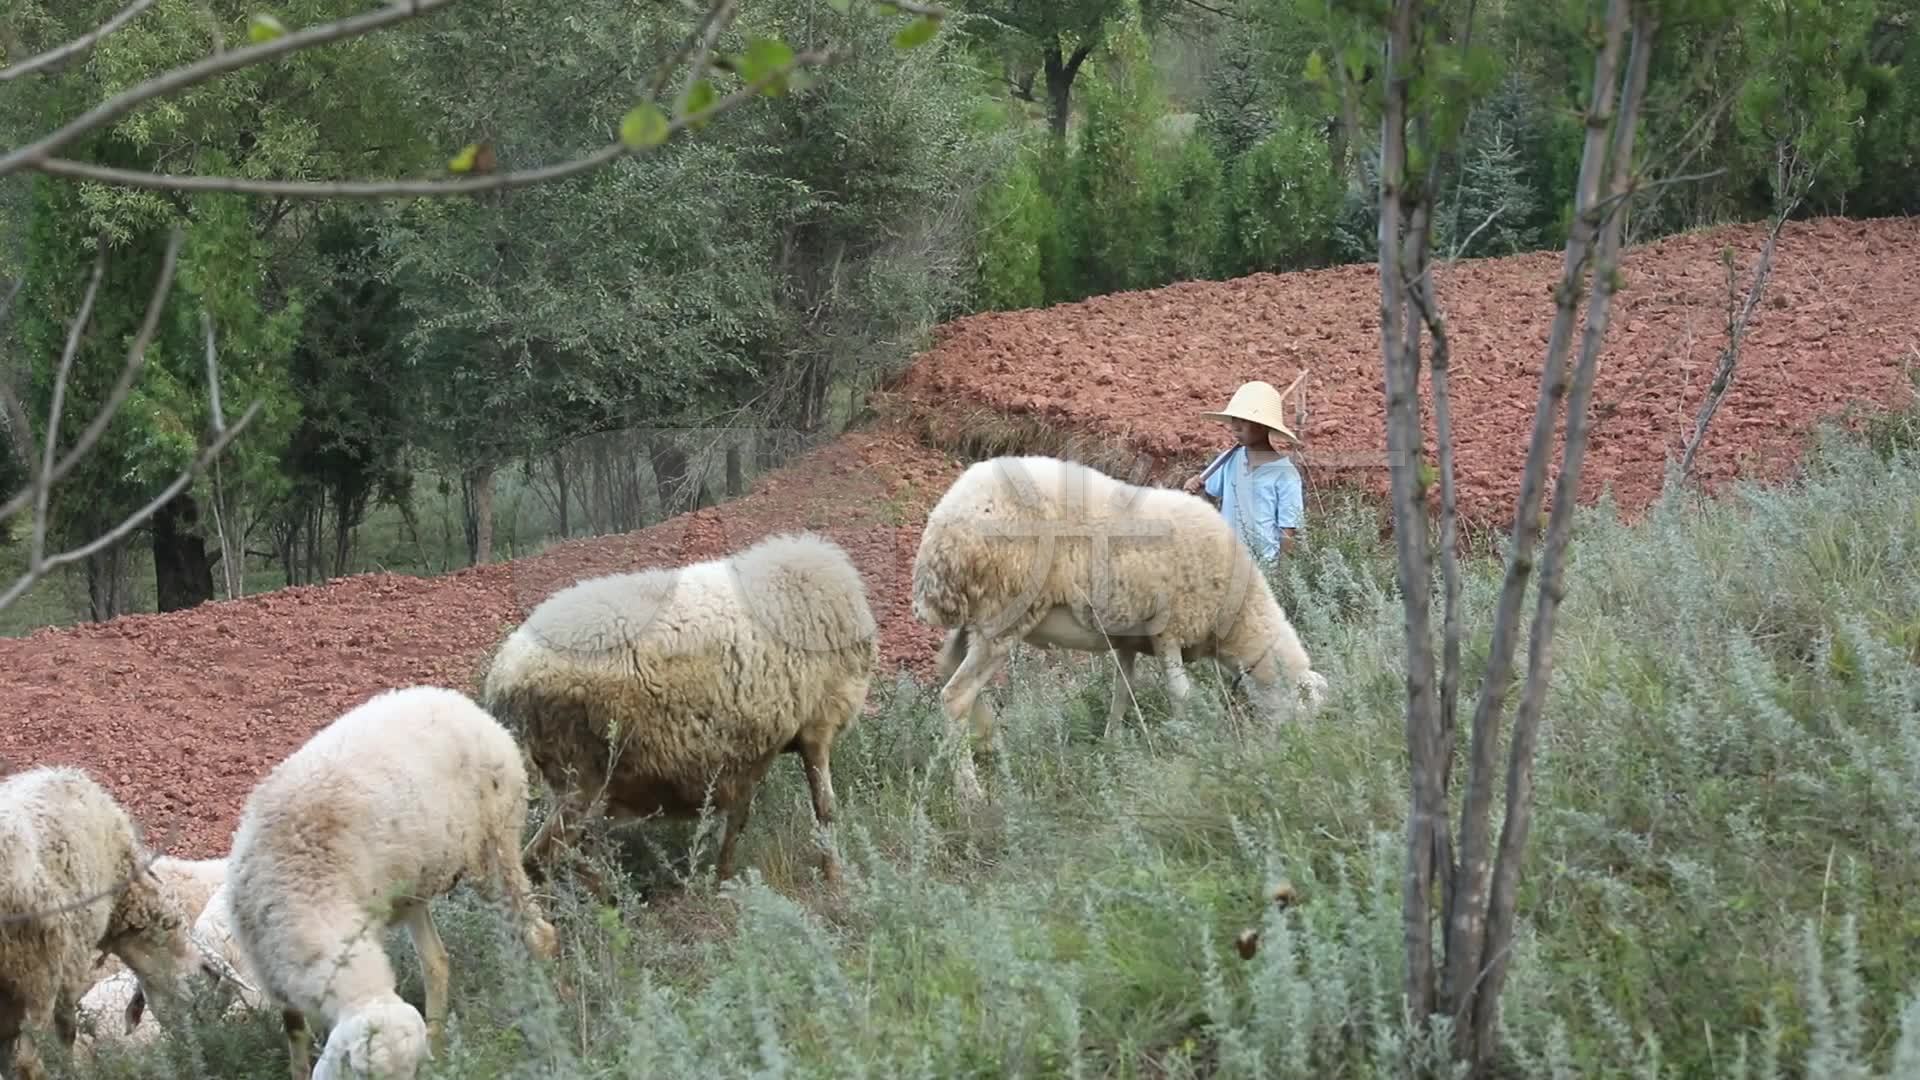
3 216 1916 859
888 217 1920 523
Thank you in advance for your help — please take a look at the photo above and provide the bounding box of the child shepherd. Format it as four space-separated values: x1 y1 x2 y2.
1180 379 1305 564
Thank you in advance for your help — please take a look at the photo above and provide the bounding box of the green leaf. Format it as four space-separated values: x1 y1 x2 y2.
682 78 717 125
824 0 852 12
619 102 670 148
247 13 288 43
447 143 480 173
736 36 795 85
893 14 941 50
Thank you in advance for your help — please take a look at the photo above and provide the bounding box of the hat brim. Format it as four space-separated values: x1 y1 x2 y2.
1201 409 1301 443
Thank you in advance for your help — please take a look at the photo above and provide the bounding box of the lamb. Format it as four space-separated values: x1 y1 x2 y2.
222 684 560 1080
911 454 1330 800
482 530 879 891
0 765 210 1080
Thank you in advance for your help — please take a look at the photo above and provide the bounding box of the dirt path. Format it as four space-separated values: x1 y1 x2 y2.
3 216 1915 858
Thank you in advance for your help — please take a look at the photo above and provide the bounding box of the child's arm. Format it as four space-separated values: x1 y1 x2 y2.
1183 448 1233 501
1274 465 1304 554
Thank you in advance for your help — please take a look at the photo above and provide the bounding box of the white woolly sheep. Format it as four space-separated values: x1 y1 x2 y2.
911 454 1330 800
0 765 209 1080
482 530 879 891
223 684 560 1080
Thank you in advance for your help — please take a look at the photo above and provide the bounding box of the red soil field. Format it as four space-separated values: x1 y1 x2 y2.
3 216 1916 859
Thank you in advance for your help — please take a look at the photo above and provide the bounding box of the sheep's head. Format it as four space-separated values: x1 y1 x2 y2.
103 858 215 1010
313 999 430 1080
1245 662 1329 724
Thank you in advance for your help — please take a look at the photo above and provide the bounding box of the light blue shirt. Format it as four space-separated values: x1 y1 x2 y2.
1202 446 1303 563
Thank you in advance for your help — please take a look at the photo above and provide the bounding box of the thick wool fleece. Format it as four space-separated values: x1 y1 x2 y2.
912 454 1319 689
484 531 878 829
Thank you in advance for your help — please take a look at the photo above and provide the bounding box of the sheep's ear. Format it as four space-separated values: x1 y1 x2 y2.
124 985 146 1032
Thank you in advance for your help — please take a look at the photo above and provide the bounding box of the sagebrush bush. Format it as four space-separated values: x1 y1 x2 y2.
46 414 1920 1079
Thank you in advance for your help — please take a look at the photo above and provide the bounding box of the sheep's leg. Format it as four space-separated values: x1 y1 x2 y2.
489 832 560 962
1103 646 1140 740
797 735 841 884
1154 636 1193 722
941 613 1042 803
714 793 756 882
282 1008 312 1080
401 901 452 1055
937 627 998 749
4 1012 47 1080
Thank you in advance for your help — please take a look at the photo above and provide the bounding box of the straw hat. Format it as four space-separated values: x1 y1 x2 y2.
1200 377 1304 444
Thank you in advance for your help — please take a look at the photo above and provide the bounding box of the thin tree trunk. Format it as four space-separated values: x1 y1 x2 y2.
1376 0 1442 1028
464 463 496 566
1440 0 1632 1039
1042 41 1092 140
151 492 216 613
553 450 570 538
1469 12 1656 1065
725 440 744 497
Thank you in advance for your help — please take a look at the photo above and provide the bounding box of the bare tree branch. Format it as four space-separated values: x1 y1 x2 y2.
0 229 260 614
1446 203 1502 263
0 230 183 525
0 819 181 928
0 0 466 179
28 248 107 572
28 45 841 199
0 0 159 82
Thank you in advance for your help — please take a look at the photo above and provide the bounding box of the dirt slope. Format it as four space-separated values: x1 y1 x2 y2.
2 216 1915 859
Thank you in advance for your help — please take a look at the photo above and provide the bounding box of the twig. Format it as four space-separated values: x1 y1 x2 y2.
0 0 159 82
0 818 180 927
1674 146 1807 483
30 248 107 571
1446 203 1502 263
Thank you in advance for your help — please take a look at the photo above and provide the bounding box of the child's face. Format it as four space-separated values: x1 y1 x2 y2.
1229 418 1271 447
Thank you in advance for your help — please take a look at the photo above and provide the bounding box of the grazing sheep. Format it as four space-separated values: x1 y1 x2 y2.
224 685 559 1080
483 530 879 891
76 855 253 1054
0 766 208 1080
85 854 229 987
912 455 1329 800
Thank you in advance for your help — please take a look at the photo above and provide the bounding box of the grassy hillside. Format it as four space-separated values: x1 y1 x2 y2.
50 400 1920 1079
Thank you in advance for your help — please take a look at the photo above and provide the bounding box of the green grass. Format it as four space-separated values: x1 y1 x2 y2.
28 409 1920 1079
